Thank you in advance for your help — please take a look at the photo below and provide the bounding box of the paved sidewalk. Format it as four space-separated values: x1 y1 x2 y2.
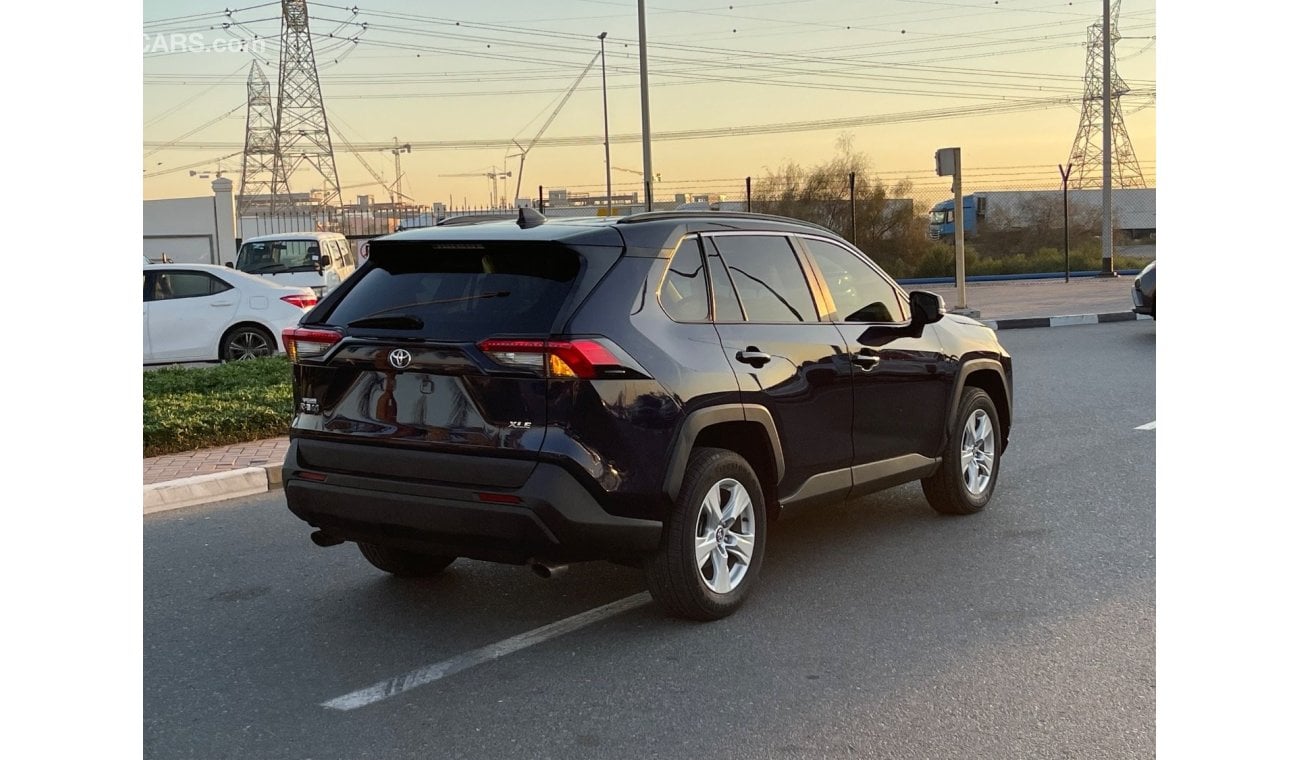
916 275 1137 321
142 275 1147 502
144 438 289 486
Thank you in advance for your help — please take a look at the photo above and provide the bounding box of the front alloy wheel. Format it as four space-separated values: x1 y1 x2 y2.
922 387 1002 515
960 408 996 497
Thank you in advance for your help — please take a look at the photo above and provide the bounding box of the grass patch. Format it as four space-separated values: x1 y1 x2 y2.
144 357 293 457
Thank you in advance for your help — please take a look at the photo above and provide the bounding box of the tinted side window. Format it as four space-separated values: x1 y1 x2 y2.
711 235 817 323
660 238 708 322
704 239 744 322
150 271 230 301
803 238 904 323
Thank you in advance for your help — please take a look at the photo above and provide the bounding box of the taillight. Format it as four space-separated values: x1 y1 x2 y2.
280 293 318 309
282 327 342 363
477 338 627 379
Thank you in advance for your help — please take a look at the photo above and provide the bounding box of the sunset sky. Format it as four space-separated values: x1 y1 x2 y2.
143 0 1156 209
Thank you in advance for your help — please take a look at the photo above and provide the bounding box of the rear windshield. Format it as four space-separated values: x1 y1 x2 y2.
318 243 582 340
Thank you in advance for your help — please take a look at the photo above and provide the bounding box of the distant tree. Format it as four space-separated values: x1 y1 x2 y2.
751 135 932 276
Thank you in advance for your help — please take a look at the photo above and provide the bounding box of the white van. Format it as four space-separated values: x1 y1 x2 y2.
233 231 357 296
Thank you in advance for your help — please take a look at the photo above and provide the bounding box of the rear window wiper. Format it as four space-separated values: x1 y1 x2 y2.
346 291 510 325
347 315 425 329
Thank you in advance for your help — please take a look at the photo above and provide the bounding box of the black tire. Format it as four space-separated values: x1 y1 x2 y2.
645 447 767 621
221 324 276 362
922 387 1002 516
357 543 456 578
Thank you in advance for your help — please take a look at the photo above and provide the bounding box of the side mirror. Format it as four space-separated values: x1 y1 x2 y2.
224 261 234 268
909 290 945 325
316 254 332 269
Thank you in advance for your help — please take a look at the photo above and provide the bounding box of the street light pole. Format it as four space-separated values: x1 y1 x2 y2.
637 0 654 211
1100 0 1115 276
599 32 612 216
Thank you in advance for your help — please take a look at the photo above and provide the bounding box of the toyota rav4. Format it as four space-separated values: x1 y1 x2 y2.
281 210 1012 620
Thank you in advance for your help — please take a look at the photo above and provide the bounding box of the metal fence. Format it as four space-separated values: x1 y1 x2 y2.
235 170 1154 279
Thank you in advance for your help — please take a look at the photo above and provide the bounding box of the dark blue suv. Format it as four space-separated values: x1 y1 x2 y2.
281 210 1012 620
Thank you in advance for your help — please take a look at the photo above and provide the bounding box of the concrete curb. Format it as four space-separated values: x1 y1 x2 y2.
984 311 1153 331
144 464 284 515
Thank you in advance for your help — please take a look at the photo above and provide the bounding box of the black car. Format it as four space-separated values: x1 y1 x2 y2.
281 210 1013 620
1132 260 1156 319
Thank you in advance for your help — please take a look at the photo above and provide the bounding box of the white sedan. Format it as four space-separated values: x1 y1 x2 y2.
143 262 318 363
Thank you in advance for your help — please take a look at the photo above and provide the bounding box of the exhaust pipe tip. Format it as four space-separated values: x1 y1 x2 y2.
310 530 344 548
529 561 568 579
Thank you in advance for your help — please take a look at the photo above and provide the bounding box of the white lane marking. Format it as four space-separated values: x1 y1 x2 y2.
1135 420 1156 431
322 591 653 711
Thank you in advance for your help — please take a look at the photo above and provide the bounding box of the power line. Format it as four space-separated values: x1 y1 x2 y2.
145 94 1088 152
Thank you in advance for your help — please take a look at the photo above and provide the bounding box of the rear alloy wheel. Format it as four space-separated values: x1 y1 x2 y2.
221 325 275 361
922 387 1002 515
357 543 456 578
646 447 766 621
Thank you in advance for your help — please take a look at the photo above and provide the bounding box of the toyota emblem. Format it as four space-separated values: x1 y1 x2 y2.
388 348 412 369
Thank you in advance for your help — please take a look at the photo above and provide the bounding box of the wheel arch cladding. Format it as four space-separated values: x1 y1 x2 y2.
961 367 1011 450
663 404 784 520
691 421 781 521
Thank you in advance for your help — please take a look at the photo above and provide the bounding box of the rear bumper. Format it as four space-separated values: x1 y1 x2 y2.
282 439 662 564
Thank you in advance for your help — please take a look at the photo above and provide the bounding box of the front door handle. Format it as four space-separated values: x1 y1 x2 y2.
736 347 771 368
852 349 881 369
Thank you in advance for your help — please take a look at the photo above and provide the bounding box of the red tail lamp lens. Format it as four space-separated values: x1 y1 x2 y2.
281 294 318 309
477 338 619 379
283 327 342 362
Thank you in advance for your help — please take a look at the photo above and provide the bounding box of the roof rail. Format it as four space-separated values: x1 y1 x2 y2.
614 209 835 235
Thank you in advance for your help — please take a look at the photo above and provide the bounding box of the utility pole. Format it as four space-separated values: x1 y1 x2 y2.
637 0 654 211
599 32 612 216
935 147 973 315
1099 0 1115 276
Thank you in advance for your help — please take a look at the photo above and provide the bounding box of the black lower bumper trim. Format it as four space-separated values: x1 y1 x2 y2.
283 441 662 564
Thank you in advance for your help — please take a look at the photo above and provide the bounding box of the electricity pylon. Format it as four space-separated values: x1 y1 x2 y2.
237 61 277 216
1067 1 1146 189
270 0 342 210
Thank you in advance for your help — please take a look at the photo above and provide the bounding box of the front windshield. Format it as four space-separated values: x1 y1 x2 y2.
930 210 953 225
235 239 321 273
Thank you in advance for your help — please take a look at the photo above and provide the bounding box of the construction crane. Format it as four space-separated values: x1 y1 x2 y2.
612 165 661 185
390 139 412 203
439 167 512 209
507 51 601 205
332 123 416 205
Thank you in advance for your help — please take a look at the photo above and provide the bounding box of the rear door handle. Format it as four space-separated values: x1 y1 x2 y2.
736 347 771 368
209 301 233 307
852 349 881 369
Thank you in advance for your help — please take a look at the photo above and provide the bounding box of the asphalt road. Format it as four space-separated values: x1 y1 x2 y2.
144 321 1156 760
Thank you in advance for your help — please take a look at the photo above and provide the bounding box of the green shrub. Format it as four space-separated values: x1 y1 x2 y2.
902 242 1149 279
143 357 294 456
